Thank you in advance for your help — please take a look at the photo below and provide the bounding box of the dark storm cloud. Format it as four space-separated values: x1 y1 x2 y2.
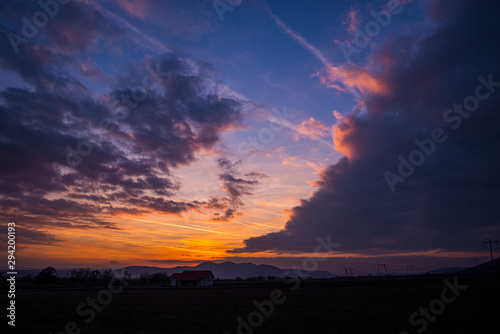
0 1 124 91
0 1 251 243
233 0 500 254
0 0 124 54
219 173 258 200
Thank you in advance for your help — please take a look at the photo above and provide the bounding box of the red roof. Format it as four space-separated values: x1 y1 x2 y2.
171 270 214 281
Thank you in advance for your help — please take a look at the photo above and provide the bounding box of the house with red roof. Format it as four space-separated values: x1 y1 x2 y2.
170 270 214 287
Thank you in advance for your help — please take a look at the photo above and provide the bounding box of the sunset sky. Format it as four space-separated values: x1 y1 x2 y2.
1 0 499 275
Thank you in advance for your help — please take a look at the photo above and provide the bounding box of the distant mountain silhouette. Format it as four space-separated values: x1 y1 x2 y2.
121 261 335 279
12 258 500 279
459 257 500 274
427 267 468 274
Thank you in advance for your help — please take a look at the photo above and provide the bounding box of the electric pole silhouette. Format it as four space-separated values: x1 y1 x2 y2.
406 265 414 275
482 239 499 261
343 267 354 278
376 264 388 275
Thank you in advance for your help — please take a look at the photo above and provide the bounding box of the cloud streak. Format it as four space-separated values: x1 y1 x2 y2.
264 2 391 97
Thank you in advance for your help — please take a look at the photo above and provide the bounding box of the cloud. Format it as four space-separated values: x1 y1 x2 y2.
8 226 63 246
209 158 265 222
317 64 392 96
263 2 390 97
245 171 269 179
0 1 255 244
111 0 151 19
342 7 359 36
104 0 215 39
232 0 500 255
262 2 331 68
147 259 203 264
294 117 331 141
43 1 125 53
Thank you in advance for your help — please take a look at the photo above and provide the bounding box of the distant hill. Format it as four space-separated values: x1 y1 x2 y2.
459 257 500 274
427 267 468 274
3 262 333 279
12 258 500 279
121 261 336 279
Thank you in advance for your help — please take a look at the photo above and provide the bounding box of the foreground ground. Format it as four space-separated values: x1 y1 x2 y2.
10 273 500 334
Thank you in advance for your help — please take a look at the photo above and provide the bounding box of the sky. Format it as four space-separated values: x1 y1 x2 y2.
1 0 499 275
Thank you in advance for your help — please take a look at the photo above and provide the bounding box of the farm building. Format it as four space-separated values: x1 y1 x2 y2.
170 270 214 287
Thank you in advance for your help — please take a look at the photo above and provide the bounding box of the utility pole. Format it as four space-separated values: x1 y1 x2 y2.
406 265 414 275
483 239 500 261
343 267 354 278
376 264 388 275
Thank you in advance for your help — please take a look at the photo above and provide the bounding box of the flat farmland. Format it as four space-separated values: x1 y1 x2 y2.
13 275 500 334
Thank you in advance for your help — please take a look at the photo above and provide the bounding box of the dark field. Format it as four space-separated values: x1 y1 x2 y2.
12 274 500 334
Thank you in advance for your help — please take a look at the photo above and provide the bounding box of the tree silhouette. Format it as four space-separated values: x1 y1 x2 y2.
100 270 114 285
89 269 101 286
35 267 58 288
140 273 150 286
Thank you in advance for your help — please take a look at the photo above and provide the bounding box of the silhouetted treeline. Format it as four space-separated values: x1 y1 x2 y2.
35 266 58 287
139 272 170 286
28 267 119 288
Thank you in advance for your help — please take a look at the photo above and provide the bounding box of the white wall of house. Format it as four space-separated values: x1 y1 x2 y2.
198 276 213 286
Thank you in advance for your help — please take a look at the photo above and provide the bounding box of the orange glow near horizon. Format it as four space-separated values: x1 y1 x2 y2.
16 157 326 269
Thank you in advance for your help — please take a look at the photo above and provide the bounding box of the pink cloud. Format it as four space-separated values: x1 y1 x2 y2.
80 60 104 81
317 64 392 96
112 0 151 19
294 117 331 141
342 7 359 36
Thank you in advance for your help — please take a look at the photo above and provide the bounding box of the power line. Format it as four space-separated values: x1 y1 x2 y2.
482 239 500 261
406 265 414 275
414 249 488 273
482 239 499 276
343 267 354 277
376 263 388 275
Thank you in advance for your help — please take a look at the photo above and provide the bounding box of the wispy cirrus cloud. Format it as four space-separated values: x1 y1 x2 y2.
263 1 391 97
342 7 359 36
